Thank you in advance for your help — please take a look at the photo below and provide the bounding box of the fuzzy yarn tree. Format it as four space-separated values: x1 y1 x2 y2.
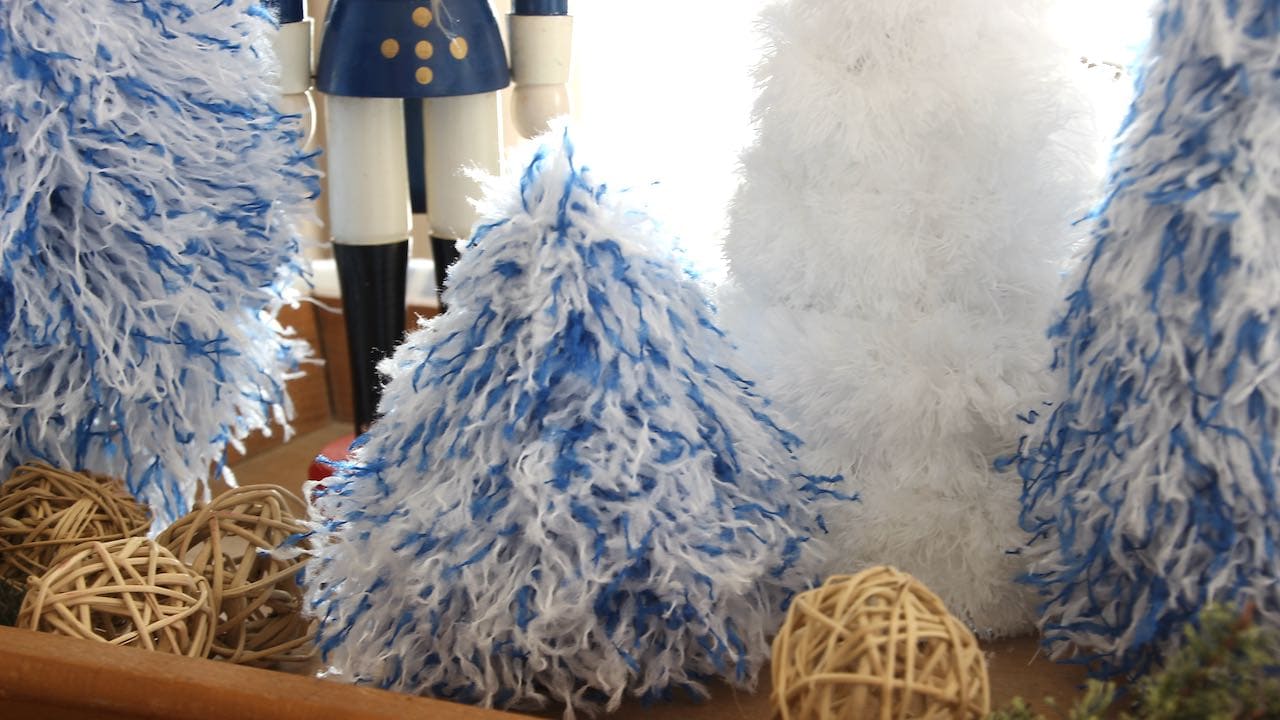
304 131 841 717
0 0 317 524
717 0 1094 636
1011 0 1280 677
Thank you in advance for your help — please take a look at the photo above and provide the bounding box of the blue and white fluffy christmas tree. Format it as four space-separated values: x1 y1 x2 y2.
304 131 840 716
0 0 316 524
1012 0 1280 677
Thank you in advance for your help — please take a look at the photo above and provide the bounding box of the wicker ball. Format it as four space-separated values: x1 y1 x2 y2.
0 462 150 586
156 484 315 666
772 567 990 720
18 536 214 656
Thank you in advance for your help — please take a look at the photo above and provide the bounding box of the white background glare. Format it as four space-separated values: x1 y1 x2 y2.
560 1 1156 278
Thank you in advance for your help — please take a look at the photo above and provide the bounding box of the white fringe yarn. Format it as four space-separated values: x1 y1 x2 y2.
718 0 1096 636
0 0 316 525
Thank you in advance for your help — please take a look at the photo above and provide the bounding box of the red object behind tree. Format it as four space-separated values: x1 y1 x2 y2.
308 434 358 483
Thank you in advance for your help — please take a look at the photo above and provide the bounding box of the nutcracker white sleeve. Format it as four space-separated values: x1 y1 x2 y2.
269 2 317 146
275 16 313 95
509 8 572 138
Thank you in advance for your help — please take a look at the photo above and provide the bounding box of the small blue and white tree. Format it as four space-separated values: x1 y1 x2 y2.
0 0 316 524
304 131 842 717
1012 0 1280 678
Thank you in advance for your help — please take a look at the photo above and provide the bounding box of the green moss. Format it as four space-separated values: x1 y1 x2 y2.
990 604 1280 720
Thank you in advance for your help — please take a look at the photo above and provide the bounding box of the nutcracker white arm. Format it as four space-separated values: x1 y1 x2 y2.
265 0 317 147
508 0 572 137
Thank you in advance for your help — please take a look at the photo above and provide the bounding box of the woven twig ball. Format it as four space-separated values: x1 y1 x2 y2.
0 462 150 586
772 567 990 720
156 485 315 666
18 536 214 656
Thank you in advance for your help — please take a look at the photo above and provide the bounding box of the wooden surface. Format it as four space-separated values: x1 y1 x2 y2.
0 625 519 720
224 422 1090 717
0 421 1089 718
594 636 1083 718
0 619 1082 720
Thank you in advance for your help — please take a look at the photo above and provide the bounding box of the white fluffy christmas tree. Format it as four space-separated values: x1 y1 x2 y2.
718 0 1094 635
1012 0 1280 677
0 0 316 524
304 131 841 716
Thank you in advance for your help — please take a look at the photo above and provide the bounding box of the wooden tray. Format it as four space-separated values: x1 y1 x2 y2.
0 625 518 720
0 622 1083 719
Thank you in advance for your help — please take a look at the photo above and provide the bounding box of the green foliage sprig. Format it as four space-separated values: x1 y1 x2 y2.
990 604 1280 720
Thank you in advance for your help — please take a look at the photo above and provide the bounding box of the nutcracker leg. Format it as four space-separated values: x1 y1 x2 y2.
332 242 408 433
325 95 412 432
424 91 502 305
430 236 460 303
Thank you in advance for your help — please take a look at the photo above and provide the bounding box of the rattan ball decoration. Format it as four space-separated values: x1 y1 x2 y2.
157 484 315 666
0 462 150 586
772 566 990 720
17 536 214 656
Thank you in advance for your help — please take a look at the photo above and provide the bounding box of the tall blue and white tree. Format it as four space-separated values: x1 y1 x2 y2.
0 0 317 525
717 0 1095 636
1012 0 1280 677
303 131 842 717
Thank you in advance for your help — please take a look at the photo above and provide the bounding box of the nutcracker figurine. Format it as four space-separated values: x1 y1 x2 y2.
315 0 572 432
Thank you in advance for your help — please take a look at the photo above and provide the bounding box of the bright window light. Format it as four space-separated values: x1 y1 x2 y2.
564 1 1154 276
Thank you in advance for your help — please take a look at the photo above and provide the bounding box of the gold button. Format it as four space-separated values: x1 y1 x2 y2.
415 66 434 85
415 40 434 60
412 6 432 27
449 36 468 60
380 38 400 59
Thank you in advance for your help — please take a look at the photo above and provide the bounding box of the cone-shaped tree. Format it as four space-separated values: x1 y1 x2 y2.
304 131 841 717
717 0 1094 636
1013 0 1280 677
0 0 316 524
